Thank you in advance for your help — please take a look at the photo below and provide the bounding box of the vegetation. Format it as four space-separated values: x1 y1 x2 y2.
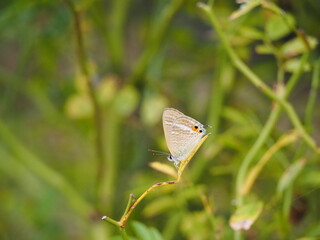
0 0 319 239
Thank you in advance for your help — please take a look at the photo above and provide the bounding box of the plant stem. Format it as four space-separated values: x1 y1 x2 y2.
102 216 129 240
119 180 177 227
198 3 318 154
98 112 120 212
200 194 216 234
241 131 299 195
197 3 318 239
197 3 276 101
103 133 209 229
106 0 130 73
236 105 282 204
102 215 120 227
197 2 310 202
234 54 308 239
120 228 129 240
124 194 136 215
305 58 320 132
207 50 229 132
192 53 230 182
63 0 106 207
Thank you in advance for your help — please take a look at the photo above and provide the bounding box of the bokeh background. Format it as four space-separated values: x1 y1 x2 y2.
1 0 320 239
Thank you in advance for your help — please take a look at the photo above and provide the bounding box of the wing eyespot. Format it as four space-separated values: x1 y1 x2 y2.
192 125 199 132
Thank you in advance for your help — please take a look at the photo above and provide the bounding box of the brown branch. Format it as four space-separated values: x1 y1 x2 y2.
102 134 209 228
119 180 177 228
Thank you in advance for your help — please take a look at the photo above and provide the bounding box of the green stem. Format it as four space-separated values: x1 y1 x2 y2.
262 1 311 52
197 3 276 101
234 55 308 239
236 105 282 205
63 0 106 207
106 0 131 73
305 58 320 132
119 180 177 227
281 186 293 234
200 194 216 234
124 194 136 215
291 57 320 162
102 216 120 227
192 50 230 182
98 112 120 213
197 3 317 239
207 50 229 132
102 216 128 240
284 54 309 99
120 228 129 240
198 2 310 204
198 3 318 154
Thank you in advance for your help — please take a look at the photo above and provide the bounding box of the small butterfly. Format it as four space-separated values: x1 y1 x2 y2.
162 108 207 166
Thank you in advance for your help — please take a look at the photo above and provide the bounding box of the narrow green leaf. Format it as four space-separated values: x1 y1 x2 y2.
277 158 307 193
149 227 164 240
131 221 152 240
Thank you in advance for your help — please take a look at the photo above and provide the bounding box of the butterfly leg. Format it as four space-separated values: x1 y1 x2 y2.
167 155 180 168
174 160 180 168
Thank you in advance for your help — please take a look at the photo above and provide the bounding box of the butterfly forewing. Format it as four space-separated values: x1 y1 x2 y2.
162 108 206 163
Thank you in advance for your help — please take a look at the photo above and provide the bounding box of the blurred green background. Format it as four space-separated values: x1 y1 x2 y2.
0 0 320 239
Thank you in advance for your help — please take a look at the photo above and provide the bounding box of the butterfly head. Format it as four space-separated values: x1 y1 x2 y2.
167 154 180 167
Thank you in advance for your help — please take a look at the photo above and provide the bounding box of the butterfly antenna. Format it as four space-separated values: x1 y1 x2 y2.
148 149 169 156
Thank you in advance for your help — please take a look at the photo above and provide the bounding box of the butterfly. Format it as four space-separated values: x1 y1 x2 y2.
162 108 207 166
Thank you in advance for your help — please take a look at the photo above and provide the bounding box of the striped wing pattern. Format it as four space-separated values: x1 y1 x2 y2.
162 108 206 164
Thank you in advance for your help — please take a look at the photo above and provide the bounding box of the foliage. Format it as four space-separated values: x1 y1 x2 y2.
0 0 319 239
